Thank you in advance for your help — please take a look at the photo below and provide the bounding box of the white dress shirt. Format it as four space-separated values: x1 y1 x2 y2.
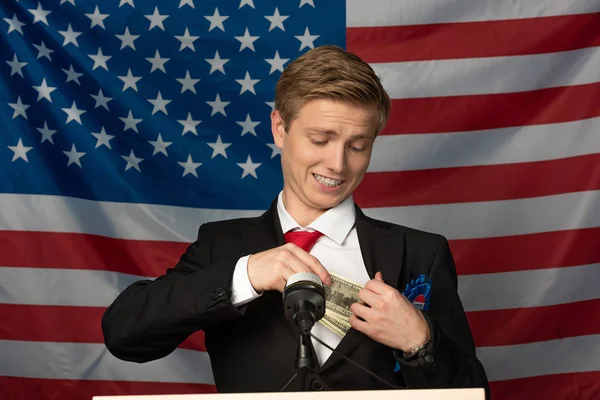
230 191 372 365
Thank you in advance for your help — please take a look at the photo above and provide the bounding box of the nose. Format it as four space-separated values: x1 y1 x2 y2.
324 143 347 174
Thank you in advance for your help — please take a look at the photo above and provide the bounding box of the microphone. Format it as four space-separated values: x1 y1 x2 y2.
283 272 326 334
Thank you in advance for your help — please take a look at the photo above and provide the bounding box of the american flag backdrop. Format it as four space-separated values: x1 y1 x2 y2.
1 0 600 399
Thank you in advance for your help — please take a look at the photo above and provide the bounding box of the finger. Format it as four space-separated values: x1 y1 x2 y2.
286 244 331 286
375 272 384 282
364 278 390 295
350 302 375 322
357 288 382 309
349 313 370 334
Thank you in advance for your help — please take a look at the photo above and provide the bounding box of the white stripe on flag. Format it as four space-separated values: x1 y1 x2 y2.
370 117 600 172
0 193 259 242
0 340 214 384
2 191 600 241
3 264 600 311
0 267 147 307
477 334 600 381
366 190 600 239
459 263 600 312
347 0 600 27
374 47 600 99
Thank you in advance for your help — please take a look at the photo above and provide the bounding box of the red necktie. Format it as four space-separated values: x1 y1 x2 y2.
283 230 324 252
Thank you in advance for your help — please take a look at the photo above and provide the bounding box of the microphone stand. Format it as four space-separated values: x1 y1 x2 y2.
279 331 331 392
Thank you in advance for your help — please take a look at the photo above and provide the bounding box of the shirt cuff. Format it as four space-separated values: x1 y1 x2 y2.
230 255 262 307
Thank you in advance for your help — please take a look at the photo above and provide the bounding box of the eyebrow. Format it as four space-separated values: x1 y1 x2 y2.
305 128 373 140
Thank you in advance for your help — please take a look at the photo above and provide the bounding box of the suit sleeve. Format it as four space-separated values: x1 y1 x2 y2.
102 223 245 363
396 236 490 399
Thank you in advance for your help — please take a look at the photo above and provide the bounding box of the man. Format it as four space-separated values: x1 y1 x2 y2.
102 45 490 396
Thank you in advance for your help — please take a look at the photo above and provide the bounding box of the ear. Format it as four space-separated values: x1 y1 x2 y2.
271 109 286 149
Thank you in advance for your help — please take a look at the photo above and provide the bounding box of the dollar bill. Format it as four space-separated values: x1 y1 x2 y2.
320 313 352 337
319 315 346 337
318 272 363 337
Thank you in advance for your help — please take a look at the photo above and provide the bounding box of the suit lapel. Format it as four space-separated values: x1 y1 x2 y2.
320 204 405 373
241 198 285 255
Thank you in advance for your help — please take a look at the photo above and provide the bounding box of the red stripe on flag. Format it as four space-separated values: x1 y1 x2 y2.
450 228 600 275
0 230 185 276
381 82 600 135
468 299 600 347
355 153 600 207
348 13 600 62
0 304 206 352
0 376 216 400
489 371 600 400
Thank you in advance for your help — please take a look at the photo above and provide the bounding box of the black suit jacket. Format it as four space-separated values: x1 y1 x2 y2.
102 198 489 396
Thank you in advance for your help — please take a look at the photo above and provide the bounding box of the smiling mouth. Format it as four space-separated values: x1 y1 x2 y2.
313 173 344 188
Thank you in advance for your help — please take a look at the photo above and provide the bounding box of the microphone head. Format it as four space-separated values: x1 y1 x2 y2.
283 272 326 332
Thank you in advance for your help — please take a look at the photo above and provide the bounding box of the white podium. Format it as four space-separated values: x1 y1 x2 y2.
94 389 485 400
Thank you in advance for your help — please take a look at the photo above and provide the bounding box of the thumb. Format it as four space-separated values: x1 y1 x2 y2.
375 271 384 282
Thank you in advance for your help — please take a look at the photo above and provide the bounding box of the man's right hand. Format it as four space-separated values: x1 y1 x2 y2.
247 243 331 293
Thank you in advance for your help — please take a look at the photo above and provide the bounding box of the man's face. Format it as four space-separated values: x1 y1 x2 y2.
271 98 378 224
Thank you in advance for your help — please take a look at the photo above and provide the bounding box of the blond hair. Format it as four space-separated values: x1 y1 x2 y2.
274 45 390 137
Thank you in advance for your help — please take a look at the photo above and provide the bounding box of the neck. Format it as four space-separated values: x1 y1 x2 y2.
282 189 327 227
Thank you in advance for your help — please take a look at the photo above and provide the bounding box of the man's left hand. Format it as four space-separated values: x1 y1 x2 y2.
349 272 430 353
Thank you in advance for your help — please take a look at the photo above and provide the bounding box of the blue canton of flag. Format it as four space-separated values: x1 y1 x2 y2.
1 0 345 210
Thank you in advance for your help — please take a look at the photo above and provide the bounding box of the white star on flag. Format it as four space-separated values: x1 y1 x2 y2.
120 111 142 133
8 96 30 119
178 112 201 136
90 89 112 110
265 51 289 74
119 0 134 7
8 138 33 162
178 155 202 177
28 3 52 26
3 14 26 35
239 0 255 9
91 127 115 149
204 7 228 32
265 8 289 31
58 24 82 47
33 41 54 60
234 28 259 52
237 114 261 136
295 27 319 50
63 144 86 167
6 54 27 77
62 64 83 85
299 0 315 7
266 143 282 158
37 121 57 144
237 155 261 179
177 71 200 94
145 7 168 31
33 78 57 102
148 91 171 115
116 27 139 50
146 50 170 73
122 150 143 172
207 135 231 159
175 28 199 51
205 50 229 74
148 133 172 156
236 71 260 95
179 0 195 8
207 94 230 116
89 48 112 71
61 101 86 124
85 5 109 29
60 0 76 5
118 69 142 92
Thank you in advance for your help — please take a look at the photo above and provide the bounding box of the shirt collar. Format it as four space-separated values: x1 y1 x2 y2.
277 190 356 245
